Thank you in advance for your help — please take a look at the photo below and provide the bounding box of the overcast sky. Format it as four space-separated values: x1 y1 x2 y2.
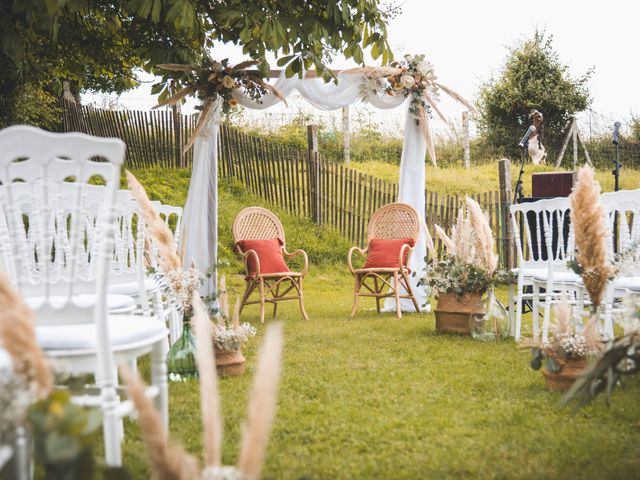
84 0 639 134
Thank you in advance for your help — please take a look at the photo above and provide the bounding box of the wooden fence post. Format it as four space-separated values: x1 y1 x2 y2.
462 111 471 169
172 104 182 168
498 158 514 269
342 106 350 165
307 125 320 224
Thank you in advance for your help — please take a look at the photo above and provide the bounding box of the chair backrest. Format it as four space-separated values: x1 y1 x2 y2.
367 203 419 243
510 197 573 270
600 189 640 253
0 125 125 325
232 207 285 245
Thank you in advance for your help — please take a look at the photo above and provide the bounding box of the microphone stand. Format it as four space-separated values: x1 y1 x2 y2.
612 128 621 251
513 139 528 204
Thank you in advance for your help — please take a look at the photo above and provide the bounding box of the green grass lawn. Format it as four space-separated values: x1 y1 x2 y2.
116 168 640 479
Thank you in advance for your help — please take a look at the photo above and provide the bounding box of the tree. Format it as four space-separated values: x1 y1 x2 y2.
476 30 592 149
1 0 396 128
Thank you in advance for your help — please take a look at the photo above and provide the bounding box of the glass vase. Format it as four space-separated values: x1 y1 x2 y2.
471 288 510 341
166 317 198 382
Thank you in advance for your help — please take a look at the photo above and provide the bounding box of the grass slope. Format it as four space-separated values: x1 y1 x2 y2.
350 160 640 197
120 168 640 479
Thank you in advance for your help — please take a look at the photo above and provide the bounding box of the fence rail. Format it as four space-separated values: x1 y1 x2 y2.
61 102 513 268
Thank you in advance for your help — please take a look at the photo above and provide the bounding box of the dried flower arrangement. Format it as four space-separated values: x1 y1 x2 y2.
562 296 640 410
214 276 256 352
153 57 284 153
356 53 477 165
568 166 611 311
426 197 505 297
121 292 284 480
530 292 603 374
127 170 203 319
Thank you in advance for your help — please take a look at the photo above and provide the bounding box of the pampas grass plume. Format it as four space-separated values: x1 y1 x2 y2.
192 294 223 468
120 366 200 480
0 274 53 397
570 166 609 308
238 323 284 480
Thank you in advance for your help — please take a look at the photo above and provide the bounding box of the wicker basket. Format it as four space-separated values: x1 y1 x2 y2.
434 292 486 334
542 357 588 392
215 348 246 377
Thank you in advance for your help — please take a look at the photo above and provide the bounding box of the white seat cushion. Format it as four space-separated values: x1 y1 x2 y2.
108 278 159 296
532 271 582 283
36 315 167 350
24 294 136 312
511 267 548 278
614 276 640 292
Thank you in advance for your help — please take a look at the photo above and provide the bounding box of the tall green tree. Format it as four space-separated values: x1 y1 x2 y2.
476 30 592 147
1 0 396 128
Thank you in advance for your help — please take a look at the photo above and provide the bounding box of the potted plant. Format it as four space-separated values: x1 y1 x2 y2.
530 293 603 392
214 276 256 377
427 197 509 337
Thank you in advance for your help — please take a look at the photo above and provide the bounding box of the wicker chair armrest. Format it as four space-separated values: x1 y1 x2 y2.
347 246 368 274
236 246 260 276
399 243 415 269
283 248 309 276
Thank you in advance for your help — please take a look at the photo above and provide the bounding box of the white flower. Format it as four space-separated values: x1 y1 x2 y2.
222 75 236 89
404 54 415 63
416 60 434 77
400 75 415 89
211 61 223 73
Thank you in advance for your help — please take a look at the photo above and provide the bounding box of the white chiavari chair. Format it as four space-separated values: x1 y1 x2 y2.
0 125 168 467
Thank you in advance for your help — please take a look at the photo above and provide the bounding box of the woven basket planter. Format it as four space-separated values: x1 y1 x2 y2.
215 347 246 377
434 292 486 335
542 357 588 392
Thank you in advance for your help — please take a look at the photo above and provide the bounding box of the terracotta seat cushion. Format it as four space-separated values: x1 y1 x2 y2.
237 238 290 275
363 238 415 269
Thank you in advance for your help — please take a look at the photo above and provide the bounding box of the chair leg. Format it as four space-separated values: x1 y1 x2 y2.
297 278 309 321
541 280 554 344
102 385 122 467
532 283 540 341
515 279 524 341
272 282 279 319
393 272 402 319
239 281 256 316
258 277 266 323
351 275 361 318
151 338 169 433
374 276 381 314
402 272 420 313
508 283 516 336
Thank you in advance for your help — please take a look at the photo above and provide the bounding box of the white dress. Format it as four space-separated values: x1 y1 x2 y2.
528 134 546 165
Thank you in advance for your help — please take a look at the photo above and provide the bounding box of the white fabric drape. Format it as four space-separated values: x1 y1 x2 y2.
184 73 429 309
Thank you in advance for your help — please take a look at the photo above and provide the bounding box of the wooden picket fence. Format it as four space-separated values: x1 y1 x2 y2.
60 102 514 267
218 124 513 267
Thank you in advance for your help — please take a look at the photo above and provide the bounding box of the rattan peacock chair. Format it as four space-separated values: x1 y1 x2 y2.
348 203 421 319
233 207 309 322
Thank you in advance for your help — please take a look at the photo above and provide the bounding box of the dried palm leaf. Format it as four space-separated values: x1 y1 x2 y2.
435 82 478 115
156 63 199 73
0 273 53 397
238 323 284 480
551 290 571 341
183 100 214 155
256 79 288 107
418 106 437 166
153 86 195 110
120 366 201 480
192 294 223 468
423 89 449 126
421 220 438 262
340 66 403 77
232 60 260 72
